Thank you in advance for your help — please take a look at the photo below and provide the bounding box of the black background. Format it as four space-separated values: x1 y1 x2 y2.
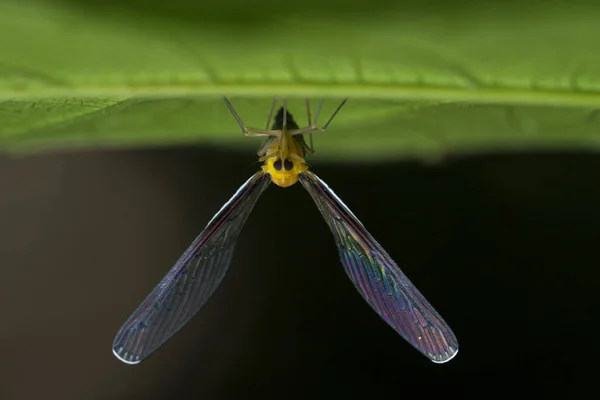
1 147 598 398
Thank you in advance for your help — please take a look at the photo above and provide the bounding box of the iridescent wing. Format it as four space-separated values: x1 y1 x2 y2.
299 171 458 363
113 171 271 364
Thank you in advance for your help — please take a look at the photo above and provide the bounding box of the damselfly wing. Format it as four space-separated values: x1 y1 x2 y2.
113 97 458 364
112 172 270 364
300 171 458 363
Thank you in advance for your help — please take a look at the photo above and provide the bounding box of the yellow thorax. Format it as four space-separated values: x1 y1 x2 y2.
261 132 309 188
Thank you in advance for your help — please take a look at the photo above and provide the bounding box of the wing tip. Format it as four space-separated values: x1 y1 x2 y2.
113 346 142 365
429 346 459 364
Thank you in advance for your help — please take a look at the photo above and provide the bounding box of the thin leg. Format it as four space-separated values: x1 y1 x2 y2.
248 128 283 136
260 97 278 149
305 98 312 126
222 96 246 133
222 96 282 137
305 98 314 152
313 98 323 126
322 98 348 129
302 142 315 156
265 97 278 130
289 126 324 136
282 97 288 130
258 150 279 162
290 97 348 136
257 136 275 157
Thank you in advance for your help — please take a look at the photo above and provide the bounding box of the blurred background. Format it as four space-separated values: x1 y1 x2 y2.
3 0 600 398
1 147 598 398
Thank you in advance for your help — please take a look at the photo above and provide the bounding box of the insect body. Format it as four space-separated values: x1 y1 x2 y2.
112 97 459 365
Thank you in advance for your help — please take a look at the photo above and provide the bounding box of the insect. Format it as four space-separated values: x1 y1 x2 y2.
112 96 459 364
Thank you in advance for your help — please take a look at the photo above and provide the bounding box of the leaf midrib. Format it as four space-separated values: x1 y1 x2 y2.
3 84 600 108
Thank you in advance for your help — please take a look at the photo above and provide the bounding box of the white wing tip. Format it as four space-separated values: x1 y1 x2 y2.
430 346 459 364
113 347 141 365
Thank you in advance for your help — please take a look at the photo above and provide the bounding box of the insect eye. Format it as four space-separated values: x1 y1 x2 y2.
273 159 282 170
284 159 294 171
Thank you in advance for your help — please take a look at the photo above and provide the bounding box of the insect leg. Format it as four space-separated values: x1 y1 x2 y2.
222 96 282 137
259 97 279 149
289 98 348 136
305 98 315 152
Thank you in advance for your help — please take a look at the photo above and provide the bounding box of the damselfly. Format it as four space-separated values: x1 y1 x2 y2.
113 97 459 364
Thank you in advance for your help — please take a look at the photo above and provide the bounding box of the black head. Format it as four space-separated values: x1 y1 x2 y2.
271 107 300 131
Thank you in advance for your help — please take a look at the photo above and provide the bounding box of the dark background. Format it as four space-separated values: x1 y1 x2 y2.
0 147 598 398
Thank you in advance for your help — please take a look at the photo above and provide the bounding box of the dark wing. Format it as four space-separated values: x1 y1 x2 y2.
299 171 458 363
113 171 270 364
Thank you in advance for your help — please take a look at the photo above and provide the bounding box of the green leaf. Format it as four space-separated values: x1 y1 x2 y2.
2 0 600 160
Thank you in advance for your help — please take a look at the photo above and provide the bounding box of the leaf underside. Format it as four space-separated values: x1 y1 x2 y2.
2 0 600 161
